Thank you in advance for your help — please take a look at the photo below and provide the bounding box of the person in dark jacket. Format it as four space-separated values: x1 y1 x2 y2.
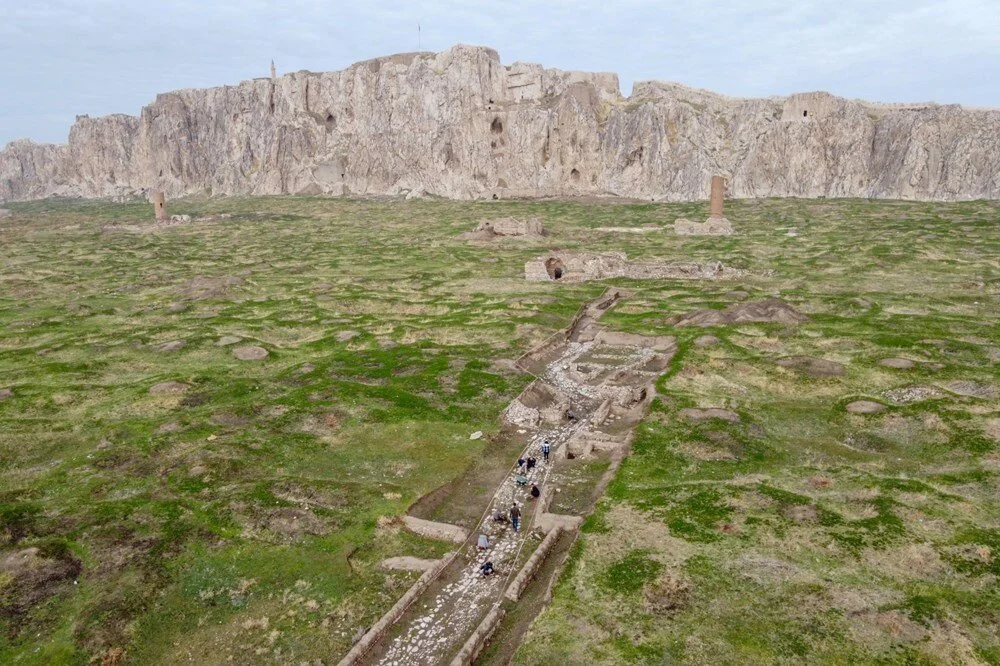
530 483 541 499
510 503 521 531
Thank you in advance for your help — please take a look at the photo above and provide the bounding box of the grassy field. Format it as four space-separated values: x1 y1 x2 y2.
1 196 998 665
512 200 1000 665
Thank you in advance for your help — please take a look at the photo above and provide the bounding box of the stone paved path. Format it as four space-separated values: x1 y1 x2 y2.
374 419 580 665
363 290 672 666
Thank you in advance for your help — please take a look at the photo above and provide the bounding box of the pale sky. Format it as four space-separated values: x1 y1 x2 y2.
2 0 999 146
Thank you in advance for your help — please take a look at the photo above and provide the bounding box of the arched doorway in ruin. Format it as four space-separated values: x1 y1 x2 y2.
545 257 566 280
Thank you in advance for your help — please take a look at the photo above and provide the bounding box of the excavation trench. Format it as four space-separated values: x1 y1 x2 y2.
350 289 674 666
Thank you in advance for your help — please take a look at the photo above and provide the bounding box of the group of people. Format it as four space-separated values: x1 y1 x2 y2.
475 438 556 578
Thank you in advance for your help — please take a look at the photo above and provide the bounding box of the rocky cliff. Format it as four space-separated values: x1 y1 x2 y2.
2 45 998 202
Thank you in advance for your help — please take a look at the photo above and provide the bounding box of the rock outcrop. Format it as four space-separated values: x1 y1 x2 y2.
2 45 999 203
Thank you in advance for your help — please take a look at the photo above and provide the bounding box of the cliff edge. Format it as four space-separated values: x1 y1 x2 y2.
2 45 998 202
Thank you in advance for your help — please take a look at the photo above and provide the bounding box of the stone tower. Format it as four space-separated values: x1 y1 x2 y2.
673 174 734 235
708 175 725 219
151 190 166 221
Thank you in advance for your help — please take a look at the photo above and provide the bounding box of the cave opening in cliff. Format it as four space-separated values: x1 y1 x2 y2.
570 168 581 182
325 113 335 128
545 258 566 280
491 117 503 134
803 110 808 117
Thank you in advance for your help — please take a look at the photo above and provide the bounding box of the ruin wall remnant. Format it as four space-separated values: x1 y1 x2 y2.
709 175 725 218
151 190 166 220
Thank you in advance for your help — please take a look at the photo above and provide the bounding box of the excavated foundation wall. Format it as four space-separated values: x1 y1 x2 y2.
337 556 456 666
449 607 506 666
505 526 564 602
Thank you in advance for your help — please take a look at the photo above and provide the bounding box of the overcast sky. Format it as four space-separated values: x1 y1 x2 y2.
2 0 999 146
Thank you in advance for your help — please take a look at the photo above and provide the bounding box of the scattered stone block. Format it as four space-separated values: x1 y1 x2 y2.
883 385 943 405
216 335 242 346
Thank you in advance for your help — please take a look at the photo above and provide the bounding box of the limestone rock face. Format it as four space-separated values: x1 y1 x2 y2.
2 46 999 202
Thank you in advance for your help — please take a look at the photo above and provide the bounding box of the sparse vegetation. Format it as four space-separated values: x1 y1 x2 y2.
1 196 998 664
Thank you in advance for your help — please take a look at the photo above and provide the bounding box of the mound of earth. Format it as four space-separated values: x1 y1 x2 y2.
154 340 185 353
459 217 545 240
252 507 330 541
693 334 720 347
879 358 915 369
216 335 242 346
0 388 12 401
776 355 845 376
1 547 82 637
148 381 189 395
176 275 244 300
669 298 808 328
674 217 734 235
938 380 997 398
679 408 741 423
233 345 268 361
846 400 887 414
380 556 442 572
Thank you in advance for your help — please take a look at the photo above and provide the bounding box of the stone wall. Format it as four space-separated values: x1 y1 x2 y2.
336 555 455 666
